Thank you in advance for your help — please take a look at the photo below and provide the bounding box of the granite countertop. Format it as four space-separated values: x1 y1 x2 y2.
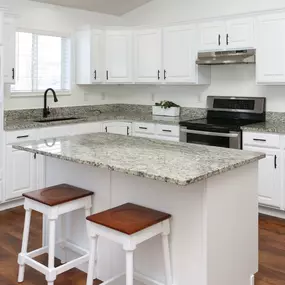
4 112 194 131
12 133 264 186
242 121 285 134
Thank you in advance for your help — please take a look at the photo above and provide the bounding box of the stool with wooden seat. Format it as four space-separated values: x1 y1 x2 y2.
86 203 172 285
18 184 94 285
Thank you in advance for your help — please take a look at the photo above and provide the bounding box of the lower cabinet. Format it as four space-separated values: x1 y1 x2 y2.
5 145 37 200
244 145 281 208
103 122 132 136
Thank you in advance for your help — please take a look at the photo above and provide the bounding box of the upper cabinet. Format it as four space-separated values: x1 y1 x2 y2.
3 16 16 84
199 17 255 51
163 25 210 84
256 13 285 84
134 26 210 84
105 30 133 83
134 29 162 83
199 21 225 51
75 29 104 84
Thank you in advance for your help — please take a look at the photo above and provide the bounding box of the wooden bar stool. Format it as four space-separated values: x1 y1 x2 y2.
18 184 94 285
86 203 172 285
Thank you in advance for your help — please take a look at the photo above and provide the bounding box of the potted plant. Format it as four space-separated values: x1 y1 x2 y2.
152 101 181 117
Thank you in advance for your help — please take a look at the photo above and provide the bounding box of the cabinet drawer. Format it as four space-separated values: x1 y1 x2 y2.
133 122 155 134
243 132 280 148
156 124 179 137
6 129 38 144
38 125 73 139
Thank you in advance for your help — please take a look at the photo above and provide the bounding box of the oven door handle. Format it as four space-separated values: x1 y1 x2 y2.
180 129 239 138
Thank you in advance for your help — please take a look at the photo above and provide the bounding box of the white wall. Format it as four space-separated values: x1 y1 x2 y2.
100 65 285 112
123 0 285 25
3 0 125 110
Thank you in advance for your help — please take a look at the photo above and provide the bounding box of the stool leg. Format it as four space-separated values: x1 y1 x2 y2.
18 208 32 283
60 214 67 264
162 234 172 285
86 235 98 285
46 219 56 285
126 250 134 285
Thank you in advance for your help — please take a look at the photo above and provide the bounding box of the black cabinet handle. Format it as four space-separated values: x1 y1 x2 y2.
253 138 266 142
157 70 160 80
34 153 37 159
94 70 97 80
226 34 229 45
17 135 29 139
105 127 108 132
106 71 109 80
162 129 172 133
218 34 221 46
139 127 147 130
274 155 277 169
127 126 130 136
12 68 15 80
164 70 167 80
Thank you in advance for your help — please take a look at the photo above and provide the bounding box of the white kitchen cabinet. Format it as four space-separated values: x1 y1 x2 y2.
134 29 162 83
163 25 210 84
133 122 156 139
3 16 16 84
75 29 104 84
199 21 225 51
103 122 132 136
226 18 255 50
105 31 133 83
256 13 285 84
38 125 73 139
72 122 102 135
243 146 281 208
199 18 254 51
5 145 37 200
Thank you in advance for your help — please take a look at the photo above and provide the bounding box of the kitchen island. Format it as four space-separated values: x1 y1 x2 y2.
13 133 264 285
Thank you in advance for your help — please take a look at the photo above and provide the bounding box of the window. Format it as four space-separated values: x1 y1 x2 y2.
12 31 71 93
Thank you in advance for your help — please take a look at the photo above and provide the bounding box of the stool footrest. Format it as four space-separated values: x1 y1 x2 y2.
56 253 89 275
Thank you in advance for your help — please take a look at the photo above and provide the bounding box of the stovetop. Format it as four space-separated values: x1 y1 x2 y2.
179 118 261 132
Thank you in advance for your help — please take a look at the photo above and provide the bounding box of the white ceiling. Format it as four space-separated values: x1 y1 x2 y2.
29 0 154 16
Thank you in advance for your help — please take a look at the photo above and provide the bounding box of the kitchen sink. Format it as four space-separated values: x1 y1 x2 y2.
34 117 81 123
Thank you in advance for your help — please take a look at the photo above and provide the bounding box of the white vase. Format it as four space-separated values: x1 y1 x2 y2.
152 106 180 117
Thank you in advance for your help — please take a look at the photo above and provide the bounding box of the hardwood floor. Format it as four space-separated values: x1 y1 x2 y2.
0 207 285 285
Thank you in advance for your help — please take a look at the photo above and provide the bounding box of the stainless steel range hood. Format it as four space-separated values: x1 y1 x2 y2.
196 49 256 65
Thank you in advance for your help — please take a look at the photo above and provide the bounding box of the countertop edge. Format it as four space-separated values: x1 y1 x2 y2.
12 144 265 187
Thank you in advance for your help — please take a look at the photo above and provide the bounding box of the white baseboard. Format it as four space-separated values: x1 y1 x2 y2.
259 206 285 219
0 198 24 211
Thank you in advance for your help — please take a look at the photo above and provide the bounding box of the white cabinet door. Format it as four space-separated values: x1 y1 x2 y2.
5 145 37 200
226 18 255 50
134 29 162 83
244 146 281 208
72 122 102 135
256 13 285 84
3 18 16 84
163 25 197 83
103 122 131 136
199 21 225 51
105 31 133 83
76 29 104 84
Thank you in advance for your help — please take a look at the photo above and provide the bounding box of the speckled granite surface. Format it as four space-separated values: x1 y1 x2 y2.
242 112 285 134
4 105 206 131
12 133 264 186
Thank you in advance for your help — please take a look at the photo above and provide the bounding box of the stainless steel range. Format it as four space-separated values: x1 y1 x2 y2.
179 96 266 149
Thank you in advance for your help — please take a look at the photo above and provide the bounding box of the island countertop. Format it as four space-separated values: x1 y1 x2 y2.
12 133 265 186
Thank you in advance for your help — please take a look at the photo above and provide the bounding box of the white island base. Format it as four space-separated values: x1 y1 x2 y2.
42 156 258 285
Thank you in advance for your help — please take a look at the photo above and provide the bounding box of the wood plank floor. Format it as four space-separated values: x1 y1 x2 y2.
0 207 284 285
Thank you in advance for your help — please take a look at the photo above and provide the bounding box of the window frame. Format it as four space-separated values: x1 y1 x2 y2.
11 28 72 97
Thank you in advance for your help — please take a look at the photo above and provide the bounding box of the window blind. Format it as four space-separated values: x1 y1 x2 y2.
12 32 71 93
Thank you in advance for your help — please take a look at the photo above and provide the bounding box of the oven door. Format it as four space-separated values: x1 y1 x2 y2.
180 127 241 149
